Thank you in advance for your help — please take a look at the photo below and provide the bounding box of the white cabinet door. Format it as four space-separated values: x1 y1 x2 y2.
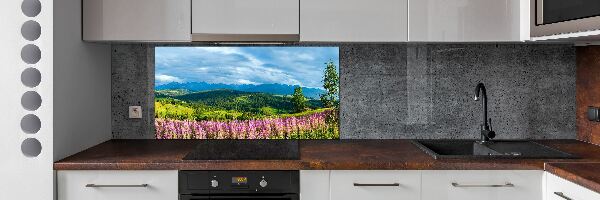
330 170 420 200
409 0 529 42
546 172 600 200
82 0 191 41
422 170 543 200
192 0 299 41
57 170 178 200
300 0 408 42
300 170 330 200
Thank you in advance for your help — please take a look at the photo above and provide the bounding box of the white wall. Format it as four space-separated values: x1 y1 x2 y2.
0 0 110 198
53 0 112 161
0 0 54 199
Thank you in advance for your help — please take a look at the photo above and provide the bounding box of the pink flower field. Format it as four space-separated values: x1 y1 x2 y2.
155 109 339 139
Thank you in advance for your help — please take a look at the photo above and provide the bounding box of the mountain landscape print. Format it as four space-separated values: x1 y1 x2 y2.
154 46 340 139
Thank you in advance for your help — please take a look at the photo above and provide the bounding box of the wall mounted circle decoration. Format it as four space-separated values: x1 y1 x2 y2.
21 91 42 111
21 44 41 64
20 114 41 134
21 20 41 41
21 0 41 17
21 68 41 88
21 138 42 157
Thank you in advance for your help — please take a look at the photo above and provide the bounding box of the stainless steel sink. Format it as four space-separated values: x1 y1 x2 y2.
411 140 577 159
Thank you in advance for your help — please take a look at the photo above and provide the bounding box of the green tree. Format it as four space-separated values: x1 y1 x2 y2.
320 61 339 108
292 86 307 113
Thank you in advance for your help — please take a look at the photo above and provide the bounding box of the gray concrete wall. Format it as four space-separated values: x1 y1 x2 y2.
112 44 576 139
112 44 155 139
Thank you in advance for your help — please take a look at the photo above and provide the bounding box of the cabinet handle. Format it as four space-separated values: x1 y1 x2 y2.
353 183 400 187
85 184 149 188
554 192 573 200
451 182 514 188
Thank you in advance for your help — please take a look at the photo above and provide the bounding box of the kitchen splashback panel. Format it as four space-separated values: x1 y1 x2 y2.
112 44 576 140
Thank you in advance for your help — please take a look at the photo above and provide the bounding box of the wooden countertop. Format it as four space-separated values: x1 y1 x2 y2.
54 139 600 193
54 139 600 171
545 162 600 194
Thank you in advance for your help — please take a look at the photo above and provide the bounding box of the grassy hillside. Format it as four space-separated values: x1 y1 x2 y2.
155 89 325 121
175 89 295 113
156 82 326 99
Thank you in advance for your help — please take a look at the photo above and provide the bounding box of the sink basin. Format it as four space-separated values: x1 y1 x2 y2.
411 140 577 159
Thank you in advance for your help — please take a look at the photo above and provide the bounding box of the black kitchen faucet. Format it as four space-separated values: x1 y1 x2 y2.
474 83 495 143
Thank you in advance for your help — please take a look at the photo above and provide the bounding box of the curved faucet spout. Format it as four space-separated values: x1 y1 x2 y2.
474 83 488 129
474 83 494 142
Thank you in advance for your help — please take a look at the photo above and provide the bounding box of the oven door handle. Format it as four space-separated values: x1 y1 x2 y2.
180 194 298 200
179 195 209 200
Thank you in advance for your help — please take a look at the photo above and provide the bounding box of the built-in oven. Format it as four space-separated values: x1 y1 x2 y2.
532 0 600 37
179 171 299 200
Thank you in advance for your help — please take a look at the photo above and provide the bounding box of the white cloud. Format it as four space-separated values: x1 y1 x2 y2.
195 47 263 66
194 67 209 72
297 53 315 61
155 74 183 85
237 79 259 85
155 46 339 88
195 47 239 55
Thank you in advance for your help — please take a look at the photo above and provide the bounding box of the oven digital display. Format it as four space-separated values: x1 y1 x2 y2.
232 177 248 185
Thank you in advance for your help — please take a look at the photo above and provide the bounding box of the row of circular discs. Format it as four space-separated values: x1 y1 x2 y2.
20 0 43 158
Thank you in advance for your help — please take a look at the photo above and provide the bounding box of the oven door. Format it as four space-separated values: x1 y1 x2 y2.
180 194 299 200
533 0 600 37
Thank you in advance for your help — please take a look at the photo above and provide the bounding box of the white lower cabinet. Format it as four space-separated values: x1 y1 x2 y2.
546 172 600 200
57 170 178 200
330 170 421 200
422 170 543 200
300 171 331 200
56 170 600 200
301 170 546 200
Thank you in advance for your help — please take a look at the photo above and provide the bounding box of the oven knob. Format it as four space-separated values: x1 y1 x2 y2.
210 179 219 188
259 179 268 188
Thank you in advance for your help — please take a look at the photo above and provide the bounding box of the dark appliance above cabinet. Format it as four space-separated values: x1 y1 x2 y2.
533 0 600 37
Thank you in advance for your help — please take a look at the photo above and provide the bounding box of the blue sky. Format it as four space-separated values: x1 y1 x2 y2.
155 46 339 89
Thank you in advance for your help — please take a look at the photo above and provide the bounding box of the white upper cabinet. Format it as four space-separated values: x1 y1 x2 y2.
300 0 408 42
80 0 533 42
82 0 191 42
409 0 530 42
191 0 300 41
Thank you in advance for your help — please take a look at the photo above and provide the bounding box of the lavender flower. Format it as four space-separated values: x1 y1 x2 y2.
155 109 339 139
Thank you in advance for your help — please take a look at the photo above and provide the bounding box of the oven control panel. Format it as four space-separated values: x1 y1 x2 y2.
231 176 249 188
179 171 299 194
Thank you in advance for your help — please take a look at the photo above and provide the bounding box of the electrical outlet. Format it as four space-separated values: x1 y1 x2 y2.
129 106 142 119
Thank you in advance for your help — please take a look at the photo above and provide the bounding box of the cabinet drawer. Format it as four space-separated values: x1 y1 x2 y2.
546 172 600 200
422 170 543 200
330 170 420 200
57 170 178 200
